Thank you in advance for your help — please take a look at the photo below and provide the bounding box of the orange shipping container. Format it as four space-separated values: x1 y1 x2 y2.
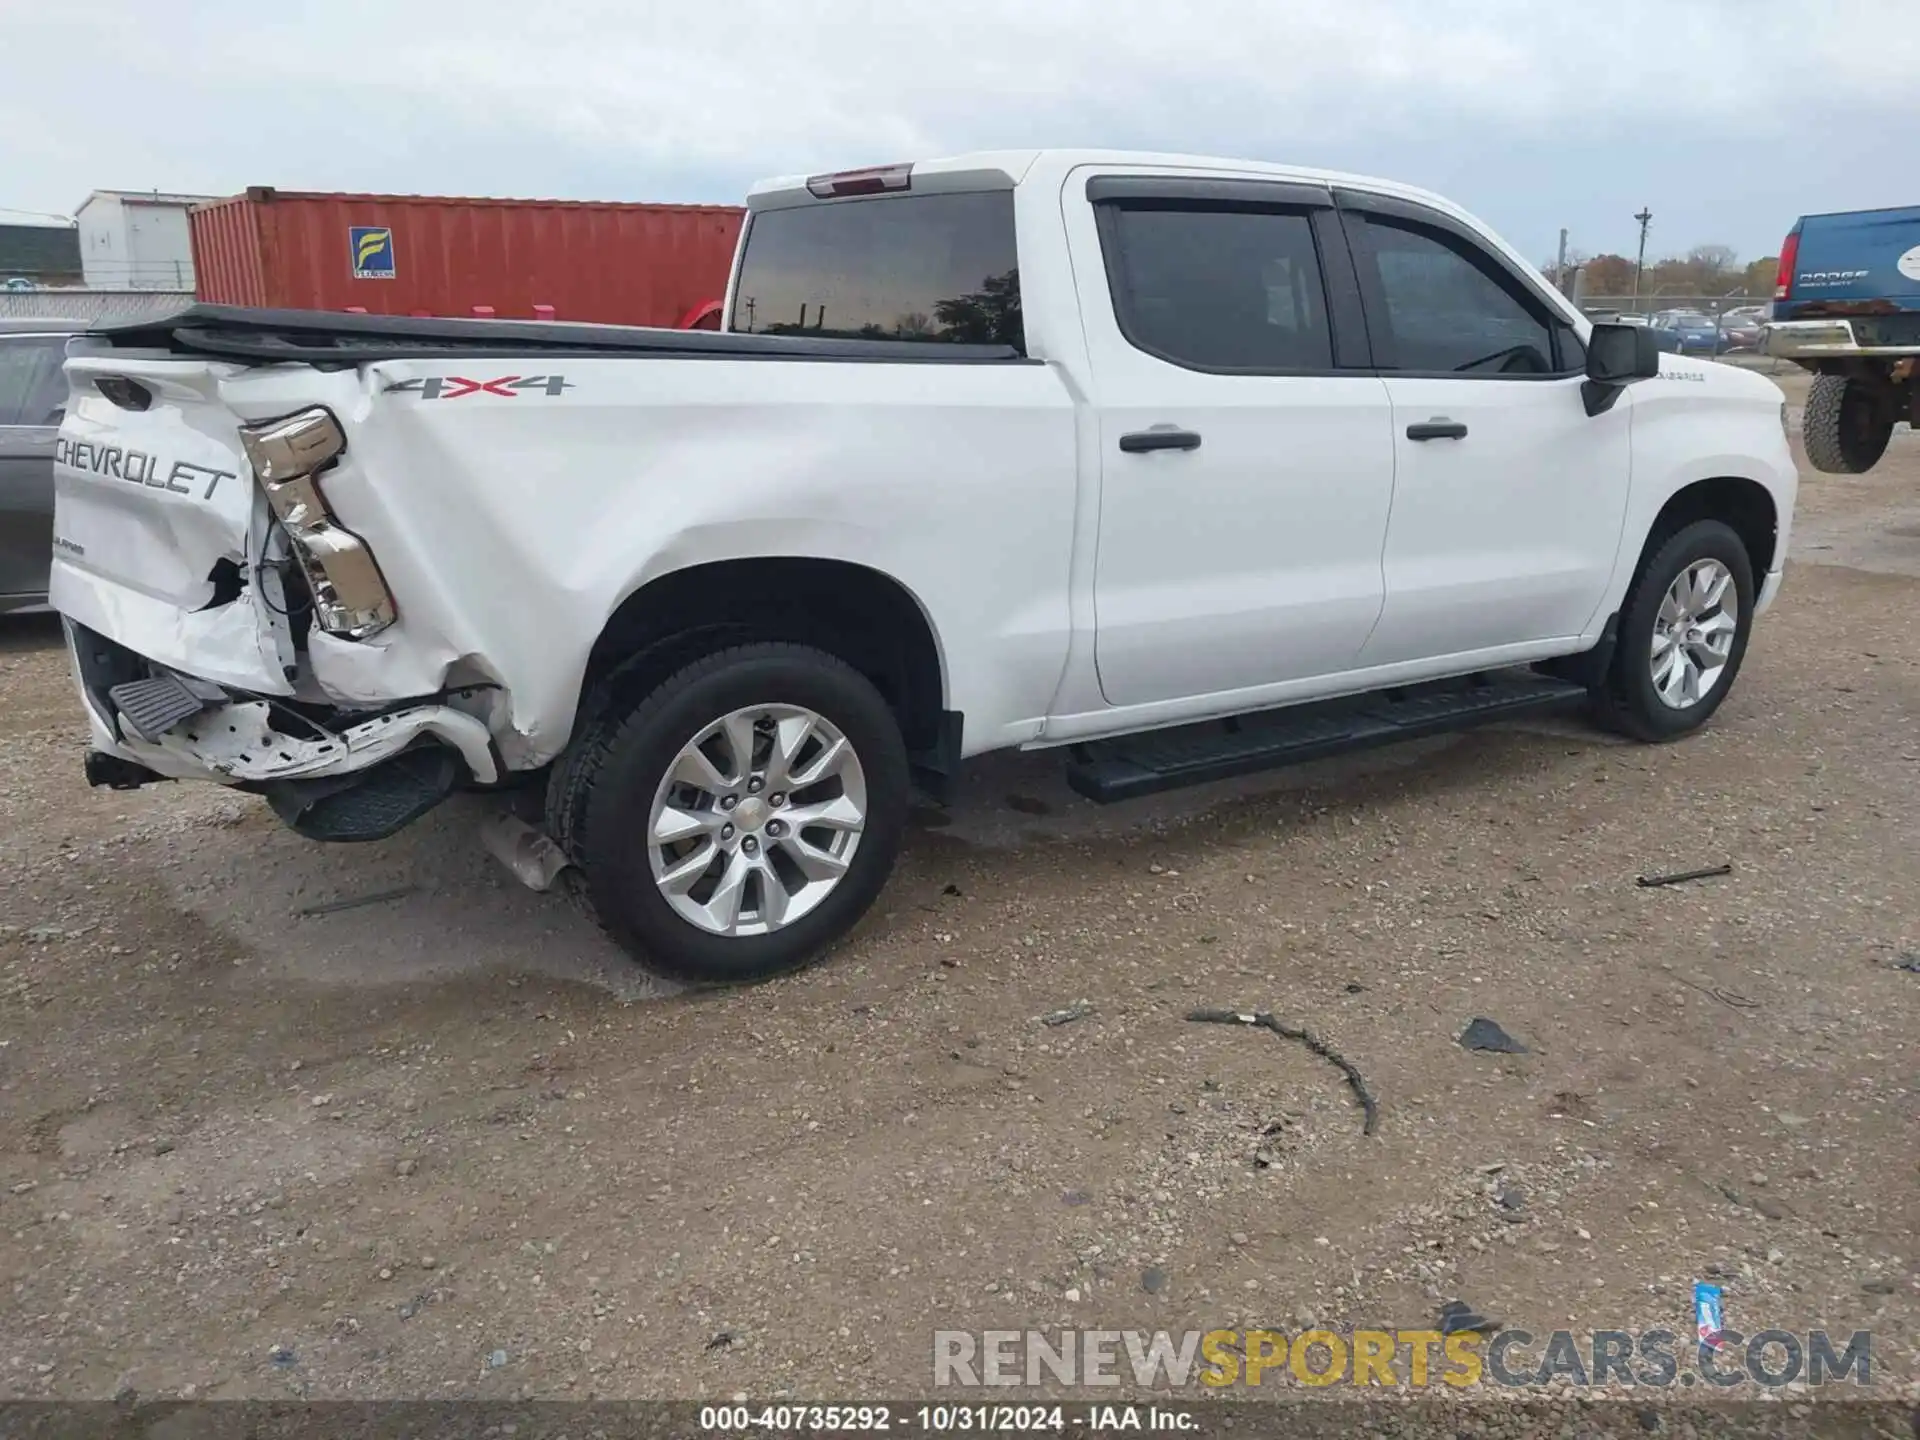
190 188 744 327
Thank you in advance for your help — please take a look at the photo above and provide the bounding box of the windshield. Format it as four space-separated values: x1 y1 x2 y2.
730 190 1023 350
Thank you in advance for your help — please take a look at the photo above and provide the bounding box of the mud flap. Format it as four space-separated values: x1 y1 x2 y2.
262 746 459 842
909 709 965 807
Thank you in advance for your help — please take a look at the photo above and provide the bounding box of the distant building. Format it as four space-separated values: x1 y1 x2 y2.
76 189 218 291
0 222 82 287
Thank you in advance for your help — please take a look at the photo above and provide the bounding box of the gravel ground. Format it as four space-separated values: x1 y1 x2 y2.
1 371 1915 1428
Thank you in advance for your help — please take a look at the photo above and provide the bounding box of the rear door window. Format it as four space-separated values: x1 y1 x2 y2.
730 191 1022 349
0 337 66 427
25 338 70 425
1098 205 1334 372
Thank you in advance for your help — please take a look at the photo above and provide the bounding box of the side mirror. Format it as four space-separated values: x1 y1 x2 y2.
1582 321 1662 415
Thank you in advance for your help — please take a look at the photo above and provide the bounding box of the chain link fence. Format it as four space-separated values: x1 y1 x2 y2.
1572 294 1765 320
0 289 192 323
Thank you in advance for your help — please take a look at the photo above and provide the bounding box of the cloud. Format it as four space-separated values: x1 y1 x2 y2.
3 0 1915 262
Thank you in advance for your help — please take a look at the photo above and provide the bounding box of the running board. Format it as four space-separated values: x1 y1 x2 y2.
1066 670 1589 803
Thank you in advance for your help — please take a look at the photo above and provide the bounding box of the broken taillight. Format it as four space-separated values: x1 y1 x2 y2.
238 408 397 640
804 163 913 199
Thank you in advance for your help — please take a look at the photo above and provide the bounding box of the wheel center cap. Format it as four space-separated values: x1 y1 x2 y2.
735 797 769 831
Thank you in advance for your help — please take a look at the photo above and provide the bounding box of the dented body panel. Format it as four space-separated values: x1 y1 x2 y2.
53 355 292 692
54 334 1078 779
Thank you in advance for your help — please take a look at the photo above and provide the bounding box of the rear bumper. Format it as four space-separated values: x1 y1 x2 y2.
1764 318 1920 360
67 621 499 792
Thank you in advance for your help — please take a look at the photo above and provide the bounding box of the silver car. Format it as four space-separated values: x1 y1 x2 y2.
0 319 80 615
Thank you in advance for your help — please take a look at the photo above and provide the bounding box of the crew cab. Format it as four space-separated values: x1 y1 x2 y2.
1764 203 1920 473
52 150 1797 982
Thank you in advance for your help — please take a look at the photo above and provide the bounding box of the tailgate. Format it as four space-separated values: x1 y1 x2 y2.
1793 206 1920 312
52 350 294 693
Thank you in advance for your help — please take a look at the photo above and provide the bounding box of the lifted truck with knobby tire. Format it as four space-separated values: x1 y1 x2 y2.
1764 202 1920 474
51 149 1799 984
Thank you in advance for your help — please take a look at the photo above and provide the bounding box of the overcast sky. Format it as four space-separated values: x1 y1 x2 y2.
4 0 1914 266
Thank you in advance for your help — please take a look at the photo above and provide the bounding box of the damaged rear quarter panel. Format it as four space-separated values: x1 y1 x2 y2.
305 355 1076 768
215 366 463 707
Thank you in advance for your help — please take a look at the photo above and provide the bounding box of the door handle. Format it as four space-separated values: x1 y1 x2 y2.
1406 418 1468 441
1119 427 1202 454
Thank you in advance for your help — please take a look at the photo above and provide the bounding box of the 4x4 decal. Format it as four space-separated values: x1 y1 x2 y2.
387 375 573 400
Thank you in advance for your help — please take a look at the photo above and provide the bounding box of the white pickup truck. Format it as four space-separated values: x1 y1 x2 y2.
52 149 1797 982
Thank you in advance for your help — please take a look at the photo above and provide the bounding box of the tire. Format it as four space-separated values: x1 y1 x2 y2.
1598 520 1755 743
1803 373 1893 474
566 642 909 984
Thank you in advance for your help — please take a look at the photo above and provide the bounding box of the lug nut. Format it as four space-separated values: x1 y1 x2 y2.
770 793 785 807
747 776 764 794
743 836 759 855
766 819 786 838
720 823 735 840
721 794 738 811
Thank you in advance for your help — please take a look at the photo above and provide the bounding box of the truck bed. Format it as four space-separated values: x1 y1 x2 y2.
88 304 1028 367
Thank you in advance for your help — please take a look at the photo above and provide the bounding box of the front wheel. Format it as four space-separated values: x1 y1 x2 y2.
1597 520 1755 742
567 643 910 983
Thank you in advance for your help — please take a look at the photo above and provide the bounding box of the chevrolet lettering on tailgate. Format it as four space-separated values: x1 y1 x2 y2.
53 437 237 500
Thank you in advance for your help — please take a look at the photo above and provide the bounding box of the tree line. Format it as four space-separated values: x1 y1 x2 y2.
1550 245 1778 301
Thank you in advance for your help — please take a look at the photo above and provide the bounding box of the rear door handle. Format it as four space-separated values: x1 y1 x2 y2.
1119 427 1202 454
1406 418 1468 441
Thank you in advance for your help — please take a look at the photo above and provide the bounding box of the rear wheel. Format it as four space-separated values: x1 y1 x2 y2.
1803 373 1893 474
563 643 909 983
1597 519 1755 742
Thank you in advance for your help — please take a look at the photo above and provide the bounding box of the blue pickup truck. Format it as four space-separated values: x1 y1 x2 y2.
1765 203 1920 473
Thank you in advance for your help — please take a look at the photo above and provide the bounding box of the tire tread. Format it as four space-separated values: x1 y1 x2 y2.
1803 373 1892 475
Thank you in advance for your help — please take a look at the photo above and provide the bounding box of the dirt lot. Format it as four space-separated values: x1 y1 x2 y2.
2 364 1916 1416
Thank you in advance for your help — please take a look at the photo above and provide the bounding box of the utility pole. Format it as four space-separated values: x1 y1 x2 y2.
1632 207 1653 306
1554 228 1569 294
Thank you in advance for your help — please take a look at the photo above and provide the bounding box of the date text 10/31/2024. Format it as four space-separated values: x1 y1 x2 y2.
698 1405 1193 1432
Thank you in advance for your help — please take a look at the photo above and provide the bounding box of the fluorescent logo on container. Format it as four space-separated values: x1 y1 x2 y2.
349 226 396 279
